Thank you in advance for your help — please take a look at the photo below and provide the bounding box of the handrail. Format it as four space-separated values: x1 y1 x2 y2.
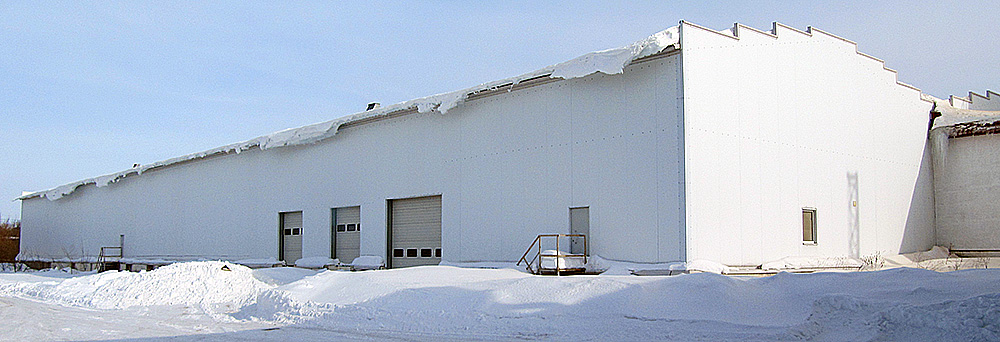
517 235 541 269
100 246 122 256
98 246 123 272
517 234 588 275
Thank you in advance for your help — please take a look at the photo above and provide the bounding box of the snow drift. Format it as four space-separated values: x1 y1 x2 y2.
4 262 1000 340
0 261 268 311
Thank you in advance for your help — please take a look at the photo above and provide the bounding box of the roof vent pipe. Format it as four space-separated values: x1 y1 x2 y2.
366 102 380 111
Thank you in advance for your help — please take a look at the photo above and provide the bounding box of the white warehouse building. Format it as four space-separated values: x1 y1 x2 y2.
18 21 952 269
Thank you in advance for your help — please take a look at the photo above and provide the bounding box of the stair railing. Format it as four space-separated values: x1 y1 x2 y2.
98 246 122 272
517 234 588 275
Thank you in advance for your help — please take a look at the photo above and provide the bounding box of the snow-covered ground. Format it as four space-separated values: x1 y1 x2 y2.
1 261 999 341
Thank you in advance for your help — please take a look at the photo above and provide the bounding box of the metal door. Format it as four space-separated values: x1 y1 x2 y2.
570 207 589 254
389 195 442 268
281 211 303 264
334 206 361 263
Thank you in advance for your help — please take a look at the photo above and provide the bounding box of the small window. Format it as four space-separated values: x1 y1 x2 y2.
356 223 361 231
346 223 357 232
336 224 346 232
435 248 442 258
293 228 301 235
406 249 418 258
421 248 432 258
802 208 817 244
393 249 405 258
284 228 292 235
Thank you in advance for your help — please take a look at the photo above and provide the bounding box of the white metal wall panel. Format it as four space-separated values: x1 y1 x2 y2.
18 52 685 264
390 196 441 268
934 134 1000 250
334 206 361 262
679 23 935 265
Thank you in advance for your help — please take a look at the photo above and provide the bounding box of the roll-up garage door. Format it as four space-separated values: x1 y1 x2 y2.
334 206 361 263
280 211 303 264
389 195 442 268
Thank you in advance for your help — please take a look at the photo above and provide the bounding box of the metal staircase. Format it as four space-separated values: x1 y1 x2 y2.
97 247 122 272
97 235 124 272
517 234 588 275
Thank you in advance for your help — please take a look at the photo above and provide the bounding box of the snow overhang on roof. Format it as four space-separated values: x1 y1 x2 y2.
931 98 1000 138
17 26 681 202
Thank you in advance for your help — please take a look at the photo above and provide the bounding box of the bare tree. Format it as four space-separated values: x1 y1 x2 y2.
0 219 19 262
0 219 22 272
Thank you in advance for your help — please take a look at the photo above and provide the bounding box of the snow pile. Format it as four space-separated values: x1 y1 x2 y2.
347 255 384 270
796 292 1000 340
232 266 1000 340
873 293 1000 340
18 26 679 202
294 257 336 269
0 267 90 279
232 286 333 323
684 259 731 274
761 255 863 271
251 267 321 286
234 258 284 268
539 250 586 269
0 261 269 311
582 256 686 275
4 262 1000 340
440 260 520 270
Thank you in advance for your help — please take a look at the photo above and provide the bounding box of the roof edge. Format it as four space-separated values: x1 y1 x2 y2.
18 25 682 202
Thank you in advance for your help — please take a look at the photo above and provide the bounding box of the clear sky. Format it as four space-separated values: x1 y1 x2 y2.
1 1 997 219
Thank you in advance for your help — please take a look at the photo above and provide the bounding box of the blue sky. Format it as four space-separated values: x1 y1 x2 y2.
1 1 997 219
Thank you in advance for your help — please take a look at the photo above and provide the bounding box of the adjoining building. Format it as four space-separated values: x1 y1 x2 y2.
930 93 1000 255
17 21 963 269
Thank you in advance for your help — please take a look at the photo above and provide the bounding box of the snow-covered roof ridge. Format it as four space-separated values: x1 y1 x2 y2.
17 25 681 201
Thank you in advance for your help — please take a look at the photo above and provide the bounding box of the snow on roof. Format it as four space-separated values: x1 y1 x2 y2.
928 97 1000 166
931 97 1000 135
18 26 679 201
